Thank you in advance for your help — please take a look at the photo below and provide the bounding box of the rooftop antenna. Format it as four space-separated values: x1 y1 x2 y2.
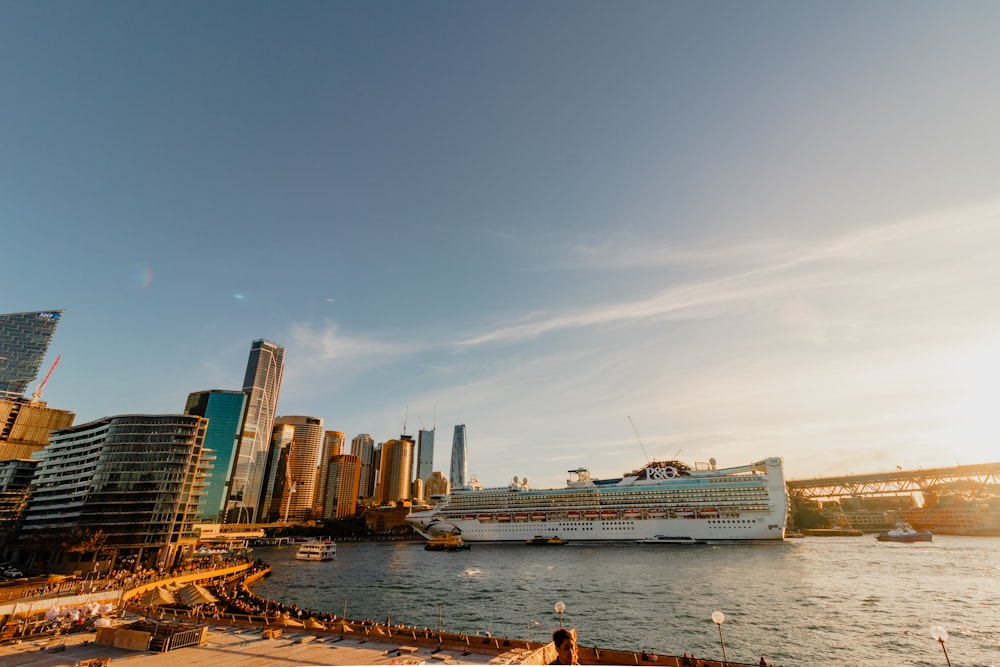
402 405 409 435
627 416 650 462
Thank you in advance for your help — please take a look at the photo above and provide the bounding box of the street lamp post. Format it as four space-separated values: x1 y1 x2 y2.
554 601 566 628
712 611 729 667
527 619 540 644
930 625 952 667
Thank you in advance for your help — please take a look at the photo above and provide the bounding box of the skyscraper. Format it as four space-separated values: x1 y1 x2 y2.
324 454 361 519
318 431 345 514
450 424 468 490
258 423 294 523
376 438 413 505
227 339 284 523
416 428 434 482
0 310 63 398
184 389 247 522
351 433 376 500
271 416 324 522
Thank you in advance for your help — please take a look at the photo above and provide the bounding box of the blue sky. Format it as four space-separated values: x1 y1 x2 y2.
3 2 1000 488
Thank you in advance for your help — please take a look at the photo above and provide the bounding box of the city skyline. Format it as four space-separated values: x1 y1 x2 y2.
4 3 1000 488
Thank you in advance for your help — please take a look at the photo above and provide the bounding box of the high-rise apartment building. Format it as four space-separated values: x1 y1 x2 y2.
416 428 434 482
0 459 38 549
21 414 209 570
0 310 63 398
450 424 468 490
271 416 323 523
376 438 413 506
324 454 361 519
317 431 345 515
184 390 247 522
227 339 284 523
351 433 376 500
0 397 75 460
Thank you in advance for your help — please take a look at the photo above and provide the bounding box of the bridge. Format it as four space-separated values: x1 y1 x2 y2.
785 461 1000 500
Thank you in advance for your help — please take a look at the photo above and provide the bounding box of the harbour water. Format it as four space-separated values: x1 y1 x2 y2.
250 536 1000 666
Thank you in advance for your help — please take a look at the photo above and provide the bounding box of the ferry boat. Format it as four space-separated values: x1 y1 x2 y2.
875 520 932 542
424 533 470 551
407 456 788 543
526 535 568 546
295 540 337 561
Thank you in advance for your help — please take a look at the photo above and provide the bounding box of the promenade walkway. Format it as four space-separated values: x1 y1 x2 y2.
0 564 755 666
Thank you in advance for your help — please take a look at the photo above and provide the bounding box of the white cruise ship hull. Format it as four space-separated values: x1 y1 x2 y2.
407 456 788 543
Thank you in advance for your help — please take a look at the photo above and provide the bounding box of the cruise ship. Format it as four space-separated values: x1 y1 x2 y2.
406 456 788 543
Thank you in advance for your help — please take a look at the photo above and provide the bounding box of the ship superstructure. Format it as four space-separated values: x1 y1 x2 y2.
406 457 788 543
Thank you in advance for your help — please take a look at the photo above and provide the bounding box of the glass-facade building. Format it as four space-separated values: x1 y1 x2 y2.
416 428 434 482
351 433 376 500
271 415 324 522
0 310 63 398
184 389 247 522
228 339 284 523
21 414 209 570
450 424 468 490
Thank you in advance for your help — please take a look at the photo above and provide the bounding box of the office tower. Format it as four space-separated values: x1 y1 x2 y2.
0 397 75 460
258 423 294 523
21 414 209 570
227 339 284 523
351 433 376 500
410 477 425 504
271 416 323 523
416 428 434 482
318 431 345 514
376 438 413 505
425 471 449 499
184 390 247 522
450 424 468 490
324 454 361 519
0 310 63 398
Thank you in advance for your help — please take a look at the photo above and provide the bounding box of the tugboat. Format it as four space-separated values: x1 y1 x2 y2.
526 535 568 546
876 520 932 542
425 533 470 551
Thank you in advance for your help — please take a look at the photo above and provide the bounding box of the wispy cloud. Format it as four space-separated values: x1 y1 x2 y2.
458 200 1000 347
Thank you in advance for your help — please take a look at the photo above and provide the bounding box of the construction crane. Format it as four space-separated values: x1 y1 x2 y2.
32 355 61 403
627 415 651 462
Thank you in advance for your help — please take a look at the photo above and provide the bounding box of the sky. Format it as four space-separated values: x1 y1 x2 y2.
3 2 1000 489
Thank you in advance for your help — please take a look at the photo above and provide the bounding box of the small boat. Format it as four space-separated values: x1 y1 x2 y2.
526 535 568 546
583 510 600 520
622 509 642 519
675 508 694 517
496 513 512 522
600 510 618 520
296 540 337 561
513 512 529 522
699 508 720 518
530 512 547 521
637 535 700 545
478 514 493 522
566 511 581 520
647 509 667 518
876 520 932 542
425 534 471 551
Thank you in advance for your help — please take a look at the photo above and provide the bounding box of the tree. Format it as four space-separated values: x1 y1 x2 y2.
61 528 108 561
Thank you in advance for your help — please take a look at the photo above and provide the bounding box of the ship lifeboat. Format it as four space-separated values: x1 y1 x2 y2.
513 513 529 522
464 514 476 520
600 510 618 520
699 508 720 518
530 512 547 521
647 509 667 518
566 511 581 520
675 508 695 518
478 514 494 523
623 509 642 519
496 513 512 522
583 510 600 520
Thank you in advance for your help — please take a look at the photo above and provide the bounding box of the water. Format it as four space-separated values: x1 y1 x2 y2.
250 537 1000 666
